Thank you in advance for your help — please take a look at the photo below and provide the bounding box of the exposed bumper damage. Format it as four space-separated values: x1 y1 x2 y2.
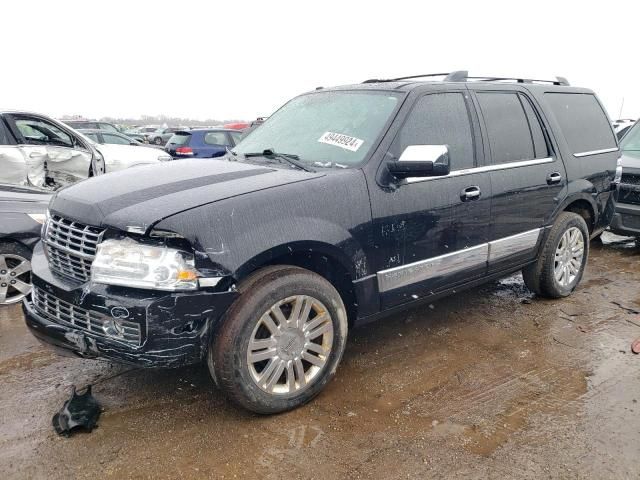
23 246 238 367
610 202 640 237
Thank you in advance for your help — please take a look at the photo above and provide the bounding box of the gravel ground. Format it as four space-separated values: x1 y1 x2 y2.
1 233 639 479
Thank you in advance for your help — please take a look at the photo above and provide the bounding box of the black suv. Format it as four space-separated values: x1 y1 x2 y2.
23 72 619 413
610 119 640 239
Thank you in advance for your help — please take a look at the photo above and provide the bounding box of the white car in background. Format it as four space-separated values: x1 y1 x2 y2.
78 129 171 172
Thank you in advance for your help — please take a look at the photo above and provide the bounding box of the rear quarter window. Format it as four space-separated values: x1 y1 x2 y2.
167 133 191 145
544 93 617 155
204 131 230 146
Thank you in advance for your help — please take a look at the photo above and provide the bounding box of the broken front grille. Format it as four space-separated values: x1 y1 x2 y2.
619 173 640 206
32 287 142 346
44 215 104 282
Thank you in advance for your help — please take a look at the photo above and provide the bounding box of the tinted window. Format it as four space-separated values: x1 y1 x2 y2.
229 131 244 145
394 92 475 170
15 117 73 148
478 92 535 164
84 132 100 142
545 93 616 154
519 95 549 159
97 123 118 133
0 120 10 145
204 131 230 146
102 133 130 145
167 133 191 145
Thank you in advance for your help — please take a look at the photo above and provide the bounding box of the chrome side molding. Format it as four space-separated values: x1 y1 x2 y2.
377 228 542 292
573 147 618 158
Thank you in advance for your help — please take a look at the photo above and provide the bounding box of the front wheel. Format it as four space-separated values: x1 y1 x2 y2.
0 242 33 306
209 266 348 414
523 212 589 298
153 137 163 145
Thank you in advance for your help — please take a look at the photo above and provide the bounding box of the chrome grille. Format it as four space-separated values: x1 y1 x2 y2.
32 287 142 346
44 215 104 281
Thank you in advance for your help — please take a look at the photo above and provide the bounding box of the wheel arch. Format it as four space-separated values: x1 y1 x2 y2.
555 193 598 234
232 241 360 325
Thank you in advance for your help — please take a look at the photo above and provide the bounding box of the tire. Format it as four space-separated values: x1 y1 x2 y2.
522 212 589 298
153 137 163 146
0 242 33 306
209 265 348 414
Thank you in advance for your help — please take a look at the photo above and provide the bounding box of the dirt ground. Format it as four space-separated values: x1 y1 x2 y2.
1 233 639 480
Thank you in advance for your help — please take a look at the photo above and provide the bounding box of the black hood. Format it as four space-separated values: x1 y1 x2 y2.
49 159 323 232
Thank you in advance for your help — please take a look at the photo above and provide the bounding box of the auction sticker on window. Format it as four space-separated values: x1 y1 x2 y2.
318 132 364 152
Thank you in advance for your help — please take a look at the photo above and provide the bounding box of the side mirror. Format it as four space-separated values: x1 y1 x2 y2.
387 145 450 179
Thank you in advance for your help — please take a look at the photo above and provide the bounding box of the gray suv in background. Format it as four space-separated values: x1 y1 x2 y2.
610 120 640 240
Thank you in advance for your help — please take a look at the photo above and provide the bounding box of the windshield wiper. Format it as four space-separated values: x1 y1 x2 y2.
243 149 315 172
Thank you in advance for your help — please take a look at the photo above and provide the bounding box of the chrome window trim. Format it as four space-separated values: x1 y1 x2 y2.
406 157 553 183
573 147 619 158
376 228 542 292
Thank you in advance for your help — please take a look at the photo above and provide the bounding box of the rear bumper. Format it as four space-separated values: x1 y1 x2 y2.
610 202 640 237
23 244 238 368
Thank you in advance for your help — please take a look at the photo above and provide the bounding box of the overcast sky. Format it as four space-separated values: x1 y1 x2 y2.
2 0 639 122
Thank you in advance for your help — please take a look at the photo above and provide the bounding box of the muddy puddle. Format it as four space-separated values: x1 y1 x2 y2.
1 232 639 479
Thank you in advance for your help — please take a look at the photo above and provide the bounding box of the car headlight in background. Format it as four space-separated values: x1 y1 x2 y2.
158 154 172 162
91 238 198 291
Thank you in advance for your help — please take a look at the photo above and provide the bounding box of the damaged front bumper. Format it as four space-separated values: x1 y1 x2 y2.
23 245 238 367
610 202 640 237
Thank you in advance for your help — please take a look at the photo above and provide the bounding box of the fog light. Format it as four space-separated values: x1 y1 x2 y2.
102 319 126 339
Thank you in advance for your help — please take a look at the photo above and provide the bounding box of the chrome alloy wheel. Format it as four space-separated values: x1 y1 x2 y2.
247 295 334 395
554 227 584 287
0 254 32 305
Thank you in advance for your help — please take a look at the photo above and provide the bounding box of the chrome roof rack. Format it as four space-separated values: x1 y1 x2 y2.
363 70 570 86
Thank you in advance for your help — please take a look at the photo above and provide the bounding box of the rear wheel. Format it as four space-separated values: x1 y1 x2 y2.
153 137 163 145
0 242 32 306
209 265 348 414
523 212 589 298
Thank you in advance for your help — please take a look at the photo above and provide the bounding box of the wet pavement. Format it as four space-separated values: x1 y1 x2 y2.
1 233 639 479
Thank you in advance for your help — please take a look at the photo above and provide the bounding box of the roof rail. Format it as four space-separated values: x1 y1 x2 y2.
363 70 570 86
362 73 452 83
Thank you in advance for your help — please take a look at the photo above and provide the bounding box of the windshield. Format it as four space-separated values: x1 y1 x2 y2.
234 90 402 167
620 121 640 155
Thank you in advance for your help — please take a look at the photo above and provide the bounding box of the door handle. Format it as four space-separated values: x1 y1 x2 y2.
547 172 562 185
29 151 45 158
461 186 481 201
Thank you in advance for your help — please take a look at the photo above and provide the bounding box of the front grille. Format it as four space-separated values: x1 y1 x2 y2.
621 173 640 186
619 174 640 206
44 215 104 282
32 287 142 346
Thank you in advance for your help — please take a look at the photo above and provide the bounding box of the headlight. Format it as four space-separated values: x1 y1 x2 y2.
158 154 172 162
613 158 623 184
91 238 198 291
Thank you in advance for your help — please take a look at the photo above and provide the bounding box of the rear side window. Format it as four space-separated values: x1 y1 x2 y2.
229 131 244 145
544 93 616 155
204 131 230 146
97 123 118 133
102 133 130 145
394 92 475 170
168 133 191 145
477 92 540 164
